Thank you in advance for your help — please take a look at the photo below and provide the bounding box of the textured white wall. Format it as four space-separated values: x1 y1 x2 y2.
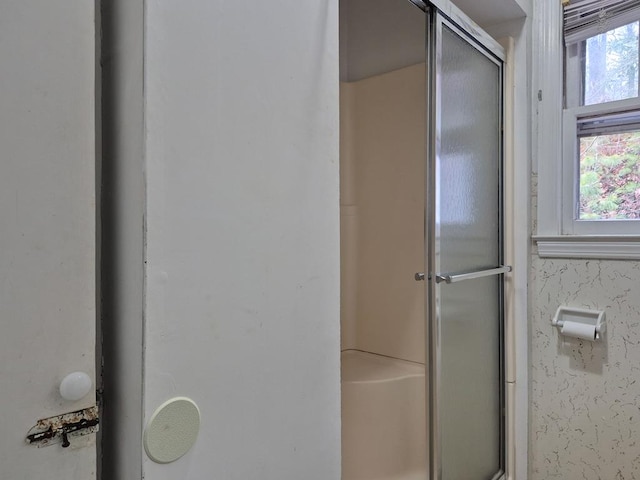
530 256 640 479
530 175 640 479
142 2 341 479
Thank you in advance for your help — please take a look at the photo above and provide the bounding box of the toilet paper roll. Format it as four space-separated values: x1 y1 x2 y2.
560 320 597 341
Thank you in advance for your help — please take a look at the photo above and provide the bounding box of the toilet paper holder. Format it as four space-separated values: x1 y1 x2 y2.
552 306 606 341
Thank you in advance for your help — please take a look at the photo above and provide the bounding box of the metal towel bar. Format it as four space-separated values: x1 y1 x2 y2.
435 265 512 284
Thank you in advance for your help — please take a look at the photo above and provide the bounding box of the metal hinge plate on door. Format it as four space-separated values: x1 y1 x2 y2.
26 405 99 448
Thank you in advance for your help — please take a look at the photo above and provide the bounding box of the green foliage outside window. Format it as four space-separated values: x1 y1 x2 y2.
580 132 640 219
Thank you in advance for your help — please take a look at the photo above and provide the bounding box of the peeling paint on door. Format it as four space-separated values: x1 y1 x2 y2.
26 406 99 448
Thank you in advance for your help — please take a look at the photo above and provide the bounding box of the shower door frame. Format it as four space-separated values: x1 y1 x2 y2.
412 1 509 479
430 13 506 479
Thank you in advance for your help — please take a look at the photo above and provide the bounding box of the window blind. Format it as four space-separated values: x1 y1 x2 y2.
564 0 640 45
577 110 640 136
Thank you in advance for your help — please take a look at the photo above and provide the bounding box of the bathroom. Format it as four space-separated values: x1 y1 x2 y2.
339 0 640 479
3 0 640 479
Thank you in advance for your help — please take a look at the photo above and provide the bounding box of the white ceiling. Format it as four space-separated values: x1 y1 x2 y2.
341 0 426 81
453 0 526 28
340 0 527 81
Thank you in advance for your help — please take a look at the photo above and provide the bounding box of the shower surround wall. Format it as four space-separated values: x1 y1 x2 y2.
530 177 640 479
340 63 426 363
340 63 427 480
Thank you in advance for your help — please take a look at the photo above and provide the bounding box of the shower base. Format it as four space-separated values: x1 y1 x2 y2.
341 350 427 480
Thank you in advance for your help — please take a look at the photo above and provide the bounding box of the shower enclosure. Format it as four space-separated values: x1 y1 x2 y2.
340 1 508 479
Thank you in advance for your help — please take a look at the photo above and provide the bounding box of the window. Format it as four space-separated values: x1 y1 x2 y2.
534 1 640 258
563 1 640 235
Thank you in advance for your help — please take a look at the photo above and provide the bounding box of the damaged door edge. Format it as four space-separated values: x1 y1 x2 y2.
26 405 99 448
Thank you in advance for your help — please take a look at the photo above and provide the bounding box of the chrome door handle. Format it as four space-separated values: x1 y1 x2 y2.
435 265 512 284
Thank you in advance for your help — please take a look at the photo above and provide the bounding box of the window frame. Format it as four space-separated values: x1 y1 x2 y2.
562 97 640 235
534 1 640 258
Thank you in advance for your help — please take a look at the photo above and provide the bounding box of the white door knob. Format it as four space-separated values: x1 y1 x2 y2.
59 372 92 401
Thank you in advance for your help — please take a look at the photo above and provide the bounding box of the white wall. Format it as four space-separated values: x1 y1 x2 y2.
484 16 531 480
105 1 341 478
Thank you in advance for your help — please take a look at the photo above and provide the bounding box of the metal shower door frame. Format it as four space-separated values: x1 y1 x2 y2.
417 2 507 479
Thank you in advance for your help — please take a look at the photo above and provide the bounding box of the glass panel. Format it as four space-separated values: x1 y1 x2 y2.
579 129 640 219
438 26 501 271
440 276 501 480
583 21 639 106
436 24 502 480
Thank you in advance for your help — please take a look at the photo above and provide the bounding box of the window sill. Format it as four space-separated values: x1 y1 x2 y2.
534 235 640 260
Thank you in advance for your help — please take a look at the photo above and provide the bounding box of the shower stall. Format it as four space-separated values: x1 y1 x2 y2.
339 1 509 479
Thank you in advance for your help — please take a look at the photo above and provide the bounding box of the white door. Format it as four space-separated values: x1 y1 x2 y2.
0 1 97 479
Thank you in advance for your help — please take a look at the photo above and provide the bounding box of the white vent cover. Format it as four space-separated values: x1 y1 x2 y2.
144 397 201 464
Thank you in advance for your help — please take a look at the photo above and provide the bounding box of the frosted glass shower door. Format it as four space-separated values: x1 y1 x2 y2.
426 10 506 480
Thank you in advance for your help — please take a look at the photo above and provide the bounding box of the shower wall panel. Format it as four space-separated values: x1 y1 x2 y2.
341 63 426 364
